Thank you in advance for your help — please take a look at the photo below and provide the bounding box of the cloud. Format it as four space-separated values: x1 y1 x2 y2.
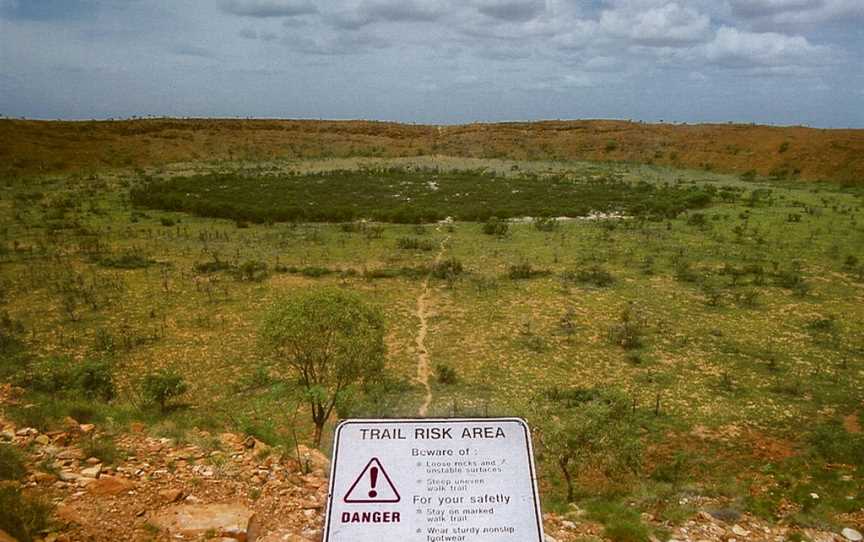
0 0 96 21
703 26 830 68
728 0 818 18
222 0 317 18
728 0 864 25
475 0 545 22
362 0 446 22
551 19 601 50
282 31 389 55
600 2 711 46
324 0 448 29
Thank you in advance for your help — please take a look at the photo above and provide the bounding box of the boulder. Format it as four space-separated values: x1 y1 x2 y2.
159 488 185 504
150 504 260 541
80 464 102 479
843 528 863 542
0 529 17 542
87 475 136 497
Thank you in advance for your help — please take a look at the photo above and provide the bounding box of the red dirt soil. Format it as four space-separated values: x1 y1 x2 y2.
1 118 862 182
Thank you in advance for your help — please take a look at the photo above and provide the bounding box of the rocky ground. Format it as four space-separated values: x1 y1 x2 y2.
1 387 861 541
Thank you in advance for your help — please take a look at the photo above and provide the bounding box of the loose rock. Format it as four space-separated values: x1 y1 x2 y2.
150 503 259 541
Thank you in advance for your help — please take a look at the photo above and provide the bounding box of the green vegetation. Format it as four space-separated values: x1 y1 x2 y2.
0 444 26 481
0 485 53 542
534 388 642 501
141 369 189 412
2 155 863 532
131 168 714 224
260 288 386 446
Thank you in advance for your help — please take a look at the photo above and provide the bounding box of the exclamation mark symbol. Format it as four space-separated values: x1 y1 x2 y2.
368 466 379 498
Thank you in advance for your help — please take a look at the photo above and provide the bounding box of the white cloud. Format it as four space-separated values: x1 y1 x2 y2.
600 2 711 47
703 26 830 68
728 0 864 25
282 30 389 55
322 0 449 29
551 19 601 50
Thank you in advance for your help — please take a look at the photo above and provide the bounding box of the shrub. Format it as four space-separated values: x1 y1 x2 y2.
482 217 509 237
599 510 651 542
159 217 175 227
75 359 116 401
564 265 615 287
608 303 647 350
81 436 121 466
673 260 699 283
396 237 434 251
508 263 549 280
236 260 268 282
193 258 232 274
97 252 155 269
300 266 334 277
0 485 53 542
0 444 26 481
687 213 707 228
532 216 559 232
435 363 458 385
0 312 27 381
432 258 464 280
141 369 188 412
22 358 115 401
809 422 864 467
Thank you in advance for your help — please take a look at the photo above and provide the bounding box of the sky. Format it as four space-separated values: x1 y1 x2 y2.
0 0 862 127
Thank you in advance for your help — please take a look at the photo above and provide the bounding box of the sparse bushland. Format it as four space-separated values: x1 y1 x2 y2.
1 155 863 533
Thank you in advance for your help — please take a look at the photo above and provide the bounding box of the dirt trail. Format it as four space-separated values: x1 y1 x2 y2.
416 231 449 417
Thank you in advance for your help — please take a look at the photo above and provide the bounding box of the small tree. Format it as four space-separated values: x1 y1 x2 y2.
141 369 188 412
260 289 385 447
533 387 642 502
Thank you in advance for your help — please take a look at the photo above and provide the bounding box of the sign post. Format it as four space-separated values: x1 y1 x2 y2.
323 418 545 541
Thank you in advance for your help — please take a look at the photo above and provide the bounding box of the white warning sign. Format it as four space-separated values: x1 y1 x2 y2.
323 418 544 542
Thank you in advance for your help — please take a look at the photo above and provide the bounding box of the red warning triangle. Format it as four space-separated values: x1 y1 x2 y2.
343 457 401 503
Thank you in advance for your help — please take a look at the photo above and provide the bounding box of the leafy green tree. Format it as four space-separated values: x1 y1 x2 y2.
260 289 385 447
533 387 642 502
141 369 188 412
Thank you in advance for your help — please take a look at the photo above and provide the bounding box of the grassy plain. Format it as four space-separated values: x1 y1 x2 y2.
1 154 863 536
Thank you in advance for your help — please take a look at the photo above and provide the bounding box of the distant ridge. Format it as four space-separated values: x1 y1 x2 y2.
1 118 862 182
